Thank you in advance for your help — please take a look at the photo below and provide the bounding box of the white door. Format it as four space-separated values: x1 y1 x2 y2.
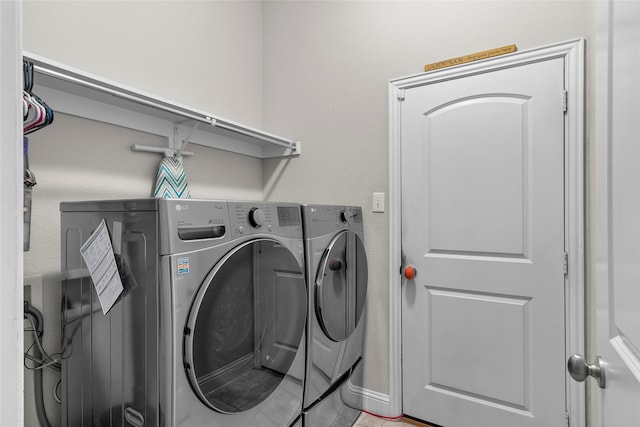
401 56 568 426
588 1 640 424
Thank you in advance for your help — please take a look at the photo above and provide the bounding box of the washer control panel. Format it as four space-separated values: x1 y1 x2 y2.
338 206 361 225
248 207 267 228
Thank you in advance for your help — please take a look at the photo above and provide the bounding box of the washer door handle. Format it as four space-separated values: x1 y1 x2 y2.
125 407 145 427
328 258 343 271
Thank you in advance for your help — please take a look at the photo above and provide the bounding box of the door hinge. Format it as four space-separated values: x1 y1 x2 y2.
562 90 568 113
565 411 570 427
397 89 406 102
563 252 569 276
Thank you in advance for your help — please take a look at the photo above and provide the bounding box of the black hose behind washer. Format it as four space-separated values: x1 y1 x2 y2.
24 301 52 427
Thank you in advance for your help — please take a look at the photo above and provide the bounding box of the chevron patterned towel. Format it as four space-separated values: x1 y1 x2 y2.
153 157 192 199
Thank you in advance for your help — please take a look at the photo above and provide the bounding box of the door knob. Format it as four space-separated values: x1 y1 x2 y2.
567 354 606 388
402 265 417 280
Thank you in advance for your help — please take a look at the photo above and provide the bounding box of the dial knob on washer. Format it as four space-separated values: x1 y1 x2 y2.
340 208 357 223
248 207 266 228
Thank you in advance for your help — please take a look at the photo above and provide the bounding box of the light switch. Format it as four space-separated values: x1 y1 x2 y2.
373 192 385 213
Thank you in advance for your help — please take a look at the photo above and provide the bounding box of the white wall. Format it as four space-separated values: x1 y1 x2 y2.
261 0 594 403
21 1 597 426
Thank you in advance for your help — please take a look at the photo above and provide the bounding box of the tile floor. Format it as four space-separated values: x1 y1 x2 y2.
353 412 434 427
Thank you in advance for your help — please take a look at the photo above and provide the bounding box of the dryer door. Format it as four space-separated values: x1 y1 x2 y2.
183 238 306 413
315 230 368 342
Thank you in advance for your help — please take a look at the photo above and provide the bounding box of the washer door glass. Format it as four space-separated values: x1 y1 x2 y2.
184 239 306 413
315 230 368 342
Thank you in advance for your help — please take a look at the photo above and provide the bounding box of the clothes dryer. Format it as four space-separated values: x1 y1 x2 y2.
300 205 368 426
61 199 306 427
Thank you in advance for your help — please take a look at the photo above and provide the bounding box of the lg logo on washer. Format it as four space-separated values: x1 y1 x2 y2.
175 204 190 211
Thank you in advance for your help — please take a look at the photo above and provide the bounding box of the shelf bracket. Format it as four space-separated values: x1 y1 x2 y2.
131 144 194 157
173 121 204 158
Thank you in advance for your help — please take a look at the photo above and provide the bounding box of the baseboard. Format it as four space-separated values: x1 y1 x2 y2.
361 388 394 418
347 383 439 426
346 380 394 418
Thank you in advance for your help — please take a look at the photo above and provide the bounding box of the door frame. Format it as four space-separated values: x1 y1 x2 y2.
388 39 585 427
0 1 24 425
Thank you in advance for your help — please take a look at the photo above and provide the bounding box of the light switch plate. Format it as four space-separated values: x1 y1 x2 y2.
373 192 385 213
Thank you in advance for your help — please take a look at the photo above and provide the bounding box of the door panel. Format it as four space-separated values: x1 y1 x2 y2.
401 58 566 426
427 96 528 256
428 289 530 407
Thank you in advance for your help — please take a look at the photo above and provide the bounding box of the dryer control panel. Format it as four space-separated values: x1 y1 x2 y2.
229 201 302 239
301 205 364 237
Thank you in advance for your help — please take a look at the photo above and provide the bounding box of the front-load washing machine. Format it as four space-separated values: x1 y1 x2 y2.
300 205 368 426
61 198 306 426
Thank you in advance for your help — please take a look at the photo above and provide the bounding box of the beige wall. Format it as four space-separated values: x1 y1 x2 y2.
22 2 265 426
22 1 596 426
23 0 265 128
262 0 594 397
23 0 267 277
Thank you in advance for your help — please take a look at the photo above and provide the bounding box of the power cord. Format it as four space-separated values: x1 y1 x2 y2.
23 314 61 372
23 301 54 427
